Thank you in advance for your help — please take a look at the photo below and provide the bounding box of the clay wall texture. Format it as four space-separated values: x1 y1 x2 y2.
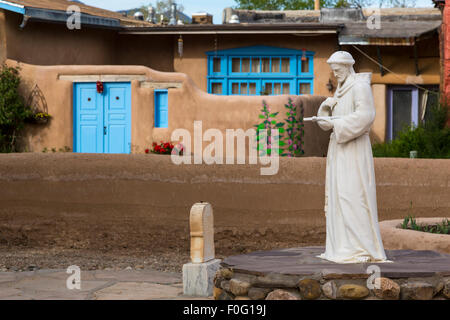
0 154 448 236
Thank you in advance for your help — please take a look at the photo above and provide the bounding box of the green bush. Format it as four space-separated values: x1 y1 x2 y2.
0 64 32 153
372 103 450 158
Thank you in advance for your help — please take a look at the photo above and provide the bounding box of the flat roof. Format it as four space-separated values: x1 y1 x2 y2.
120 23 343 35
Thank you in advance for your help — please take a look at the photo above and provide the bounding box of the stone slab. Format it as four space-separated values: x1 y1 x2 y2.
93 282 182 300
183 259 221 297
92 269 181 284
221 247 450 279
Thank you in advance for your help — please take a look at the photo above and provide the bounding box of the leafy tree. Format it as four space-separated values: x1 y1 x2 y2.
233 0 416 9
128 1 186 22
0 65 32 153
234 0 337 10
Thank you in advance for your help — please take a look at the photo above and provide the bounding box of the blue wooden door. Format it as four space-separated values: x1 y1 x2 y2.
103 83 131 153
154 90 168 128
74 82 131 153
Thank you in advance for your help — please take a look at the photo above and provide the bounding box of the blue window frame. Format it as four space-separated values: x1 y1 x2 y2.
206 45 314 96
154 89 168 128
387 86 419 141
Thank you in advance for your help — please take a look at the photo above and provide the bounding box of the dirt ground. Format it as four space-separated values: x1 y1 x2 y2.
0 211 325 273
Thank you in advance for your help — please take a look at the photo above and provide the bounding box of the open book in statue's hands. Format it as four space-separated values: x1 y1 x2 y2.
303 116 341 122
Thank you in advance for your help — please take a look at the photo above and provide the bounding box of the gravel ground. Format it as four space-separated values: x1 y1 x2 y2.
0 227 325 273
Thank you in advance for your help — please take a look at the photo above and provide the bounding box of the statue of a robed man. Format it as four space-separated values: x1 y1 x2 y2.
311 51 390 263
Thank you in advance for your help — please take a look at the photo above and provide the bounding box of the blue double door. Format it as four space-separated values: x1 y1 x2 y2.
74 82 131 154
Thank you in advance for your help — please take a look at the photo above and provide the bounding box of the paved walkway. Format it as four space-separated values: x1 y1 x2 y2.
0 269 212 300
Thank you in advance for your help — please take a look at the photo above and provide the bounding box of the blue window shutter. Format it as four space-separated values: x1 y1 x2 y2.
206 45 315 96
155 90 169 128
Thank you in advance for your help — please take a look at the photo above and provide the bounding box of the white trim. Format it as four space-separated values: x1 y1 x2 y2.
58 74 147 82
0 0 24 9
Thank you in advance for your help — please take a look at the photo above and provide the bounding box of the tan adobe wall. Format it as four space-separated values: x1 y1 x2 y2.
7 59 330 156
345 38 440 85
172 34 339 98
1 11 175 72
0 154 448 238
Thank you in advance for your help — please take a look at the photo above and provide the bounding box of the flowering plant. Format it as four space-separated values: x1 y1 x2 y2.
254 101 285 156
34 112 51 120
147 141 184 155
282 98 304 157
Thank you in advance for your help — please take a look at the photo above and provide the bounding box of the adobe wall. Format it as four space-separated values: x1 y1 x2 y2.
8 59 330 156
344 37 440 86
173 34 340 98
3 11 116 65
1 11 175 72
0 154 448 237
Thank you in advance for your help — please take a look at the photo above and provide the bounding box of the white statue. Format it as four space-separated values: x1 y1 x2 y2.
311 51 390 264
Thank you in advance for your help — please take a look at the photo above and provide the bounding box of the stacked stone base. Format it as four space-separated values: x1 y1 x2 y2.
214 268 450 300
214 247 450 300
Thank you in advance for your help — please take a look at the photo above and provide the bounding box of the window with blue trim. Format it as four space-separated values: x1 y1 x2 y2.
154 89 168 128
207 46 314 96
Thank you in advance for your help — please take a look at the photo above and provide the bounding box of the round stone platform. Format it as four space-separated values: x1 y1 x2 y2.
214 247 450 300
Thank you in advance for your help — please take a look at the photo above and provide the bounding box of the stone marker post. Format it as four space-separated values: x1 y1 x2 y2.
183 202 221 296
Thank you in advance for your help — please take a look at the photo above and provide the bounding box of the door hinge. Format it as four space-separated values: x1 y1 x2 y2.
104 126 107 135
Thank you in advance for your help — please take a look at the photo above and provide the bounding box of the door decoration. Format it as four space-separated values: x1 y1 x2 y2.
96 81 104 94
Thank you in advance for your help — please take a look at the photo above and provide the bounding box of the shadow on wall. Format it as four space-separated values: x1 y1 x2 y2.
7 59 330 156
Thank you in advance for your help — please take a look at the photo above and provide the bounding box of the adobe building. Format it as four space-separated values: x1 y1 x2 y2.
0 0 442 155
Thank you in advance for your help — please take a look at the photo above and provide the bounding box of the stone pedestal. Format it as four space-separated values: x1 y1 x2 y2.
183 259 221 296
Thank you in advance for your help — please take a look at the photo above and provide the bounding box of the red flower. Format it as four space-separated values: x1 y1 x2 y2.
145 149 150 154
160 148 166 153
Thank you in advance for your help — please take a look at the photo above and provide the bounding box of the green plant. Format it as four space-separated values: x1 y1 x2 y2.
0 64 33 153
282 98 305 157
254 101 285 156
372 103 450 158
400 216 449 235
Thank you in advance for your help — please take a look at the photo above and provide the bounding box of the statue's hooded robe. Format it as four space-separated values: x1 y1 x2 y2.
317 72 389 263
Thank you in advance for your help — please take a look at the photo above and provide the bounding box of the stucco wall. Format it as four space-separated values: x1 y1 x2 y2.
4 11 117 65
0 154 448 236
371 84 387 143
173 34 339 98
9 60 330 156
114 34 175 72
345 38 440 85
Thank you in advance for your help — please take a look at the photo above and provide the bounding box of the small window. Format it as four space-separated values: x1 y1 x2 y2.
273 83 282 95
301 58 309 73
271 58 280 73
232 58 240 73
251 58 260 73
213 58 221 73
282 83 290 94
232 83 239 94
249 83 257 95
299 83 311 95
241 58 250 73
154 90 168 128
262 58 270 72
211 83 222 95
281 58 290 73
264 83 272 95
240 83 248 95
